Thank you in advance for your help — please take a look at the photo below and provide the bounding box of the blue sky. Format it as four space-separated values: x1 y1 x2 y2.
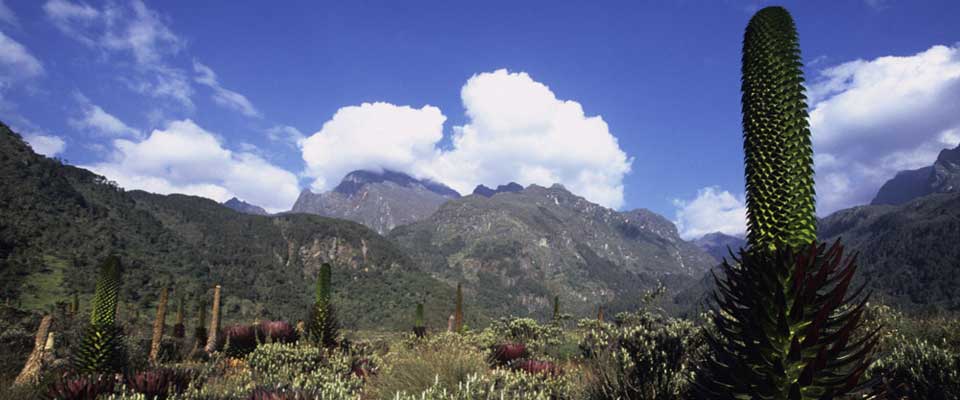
1 0 958 238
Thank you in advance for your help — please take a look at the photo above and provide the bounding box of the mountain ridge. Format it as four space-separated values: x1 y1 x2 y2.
389 182 717 319
872 143 960 205
292 170 461 235
222 197 268 215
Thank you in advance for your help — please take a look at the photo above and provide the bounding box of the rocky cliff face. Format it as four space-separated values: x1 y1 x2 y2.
291 170 460 235
872 144 960 205
389 183 716 320
222 197 268 215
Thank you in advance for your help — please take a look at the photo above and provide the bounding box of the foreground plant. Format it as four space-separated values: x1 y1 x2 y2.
307 263 339 348
44 374 115 400
413 303 426 338
694 6 877 399
148 286 169 364
454 283 464 334
125 368 194 398
72 255 124 374
583 310 703 400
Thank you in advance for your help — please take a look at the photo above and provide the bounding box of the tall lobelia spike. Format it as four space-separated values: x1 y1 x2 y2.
204 285 221 353
552 296 560 321
694 7 877 399
12 314 53 387
70 293 79 316
741 6 816 252
413 303 426 338
72 256 124 373
454 283 464 333
307 263 339 348
149 286 169 363
173 297 185 339
192 299 207 353
89 256 121 327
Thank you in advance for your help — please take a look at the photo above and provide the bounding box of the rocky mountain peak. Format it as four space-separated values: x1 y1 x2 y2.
334 169 460 198
291 169 460 234
872 143 960 205
222 197 269 215
473 182 524 197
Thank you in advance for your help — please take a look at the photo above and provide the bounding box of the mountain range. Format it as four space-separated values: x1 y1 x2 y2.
2 118 959 328
389 183 716 318
291 170 461 235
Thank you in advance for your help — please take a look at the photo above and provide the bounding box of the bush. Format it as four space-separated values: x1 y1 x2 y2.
124 368 195 399
369 333 489 399
869 338 960 399
391 369 581 400
245 342 364 396
581 310 705 400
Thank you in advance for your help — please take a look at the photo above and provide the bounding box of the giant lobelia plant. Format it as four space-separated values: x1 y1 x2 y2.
694 6 878 399
307 263 339 348
72 255 125 374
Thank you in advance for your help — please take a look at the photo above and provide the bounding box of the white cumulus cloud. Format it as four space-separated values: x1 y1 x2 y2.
193 60 261 118
673 187 747 240
808 44 960 215
84 119 300 212
300 102 446 191
24 134 66 157
69 93 141 138
300 69 633 209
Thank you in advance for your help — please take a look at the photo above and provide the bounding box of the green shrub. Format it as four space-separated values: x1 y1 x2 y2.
869 338 960 399
482 317 563 358
581 310 704 400
390 369 582 400
246 342 364 395
370 333 489 399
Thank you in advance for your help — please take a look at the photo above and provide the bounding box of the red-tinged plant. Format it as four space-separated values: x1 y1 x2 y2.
695 241 879 399
222 324 259 357
44 374 115 400
351 357 376 379
490 343 529 366
248 387 321 400
516 360 562 377
125 369 194 399
258 320 298 344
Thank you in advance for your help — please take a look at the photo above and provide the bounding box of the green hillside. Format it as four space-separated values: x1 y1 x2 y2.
0 122 452 330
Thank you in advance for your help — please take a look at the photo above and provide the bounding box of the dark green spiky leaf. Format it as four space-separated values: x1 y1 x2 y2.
694 241 877 399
